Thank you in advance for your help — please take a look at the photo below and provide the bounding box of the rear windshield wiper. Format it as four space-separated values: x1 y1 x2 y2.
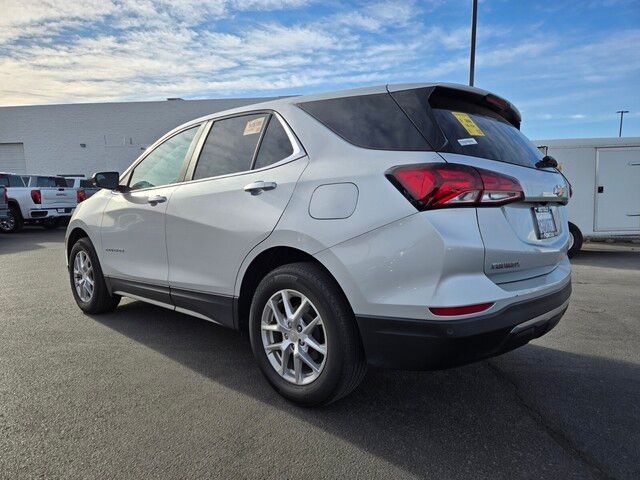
535 155 558 169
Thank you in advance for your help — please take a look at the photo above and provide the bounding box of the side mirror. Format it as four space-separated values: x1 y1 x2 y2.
92 171 120 190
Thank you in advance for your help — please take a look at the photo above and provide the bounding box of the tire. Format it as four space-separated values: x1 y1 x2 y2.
249 262 367 406
568 223 583 258
69 237 120 314
0 204 23 233
42 217 60 230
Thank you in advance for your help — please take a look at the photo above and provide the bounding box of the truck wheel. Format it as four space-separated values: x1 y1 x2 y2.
0 205 24 233
69 237 121 314
568 223 583 258
43 218 60 230
249 262 367 406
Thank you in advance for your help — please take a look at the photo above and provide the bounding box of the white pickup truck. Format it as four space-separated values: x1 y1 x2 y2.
0 173 77 233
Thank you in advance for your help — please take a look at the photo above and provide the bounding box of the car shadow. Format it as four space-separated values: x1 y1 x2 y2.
91 300 639 479
571 244 640 270
0 227 65 256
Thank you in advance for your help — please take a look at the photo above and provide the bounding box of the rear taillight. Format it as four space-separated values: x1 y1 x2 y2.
31 189 42 204
387 163 523 210
77 189 87 203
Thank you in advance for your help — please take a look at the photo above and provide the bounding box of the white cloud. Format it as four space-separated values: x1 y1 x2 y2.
0 0 638 114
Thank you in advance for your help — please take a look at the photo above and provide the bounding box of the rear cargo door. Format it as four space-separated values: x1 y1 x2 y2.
595 147 640 232
389 85 571 284
441 153 569 283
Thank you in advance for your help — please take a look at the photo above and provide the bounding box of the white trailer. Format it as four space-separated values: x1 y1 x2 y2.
536 137 640 256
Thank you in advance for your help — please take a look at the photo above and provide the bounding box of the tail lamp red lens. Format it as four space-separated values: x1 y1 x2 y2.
429 302 494 316
31 189 42 204
77 189 87 203
387 163 523 210
484 94 509 110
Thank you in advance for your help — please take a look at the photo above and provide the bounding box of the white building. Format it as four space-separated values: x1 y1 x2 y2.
0 97 272 176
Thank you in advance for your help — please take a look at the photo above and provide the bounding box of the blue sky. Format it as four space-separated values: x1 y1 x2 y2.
1 0 639 139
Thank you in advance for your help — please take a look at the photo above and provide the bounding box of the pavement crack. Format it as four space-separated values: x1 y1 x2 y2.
484 360 617 480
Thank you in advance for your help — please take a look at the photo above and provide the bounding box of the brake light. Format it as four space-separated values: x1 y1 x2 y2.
77 189 87 203
429 302 494 316
31 189 42 204
387 163 523 210
485 94 509 110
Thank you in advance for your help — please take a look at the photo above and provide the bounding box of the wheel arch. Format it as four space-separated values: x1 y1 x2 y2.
66 226 90 261
7 199 22 215
235 245 353 334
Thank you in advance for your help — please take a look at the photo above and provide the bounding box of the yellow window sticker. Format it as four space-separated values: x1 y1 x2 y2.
451 112 485 136
243 116 266 136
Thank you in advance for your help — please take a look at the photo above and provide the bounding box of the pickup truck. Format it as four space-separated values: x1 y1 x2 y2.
0 173 77 233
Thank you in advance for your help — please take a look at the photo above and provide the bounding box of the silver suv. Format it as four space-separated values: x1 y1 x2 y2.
66 83 571 405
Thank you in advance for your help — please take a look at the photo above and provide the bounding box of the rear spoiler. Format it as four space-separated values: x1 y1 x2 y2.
388 84 522 129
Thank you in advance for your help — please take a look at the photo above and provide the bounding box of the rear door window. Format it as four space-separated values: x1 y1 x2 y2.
297 93 432 151
253 116 294 169
193 114 267 180
10 175 24 187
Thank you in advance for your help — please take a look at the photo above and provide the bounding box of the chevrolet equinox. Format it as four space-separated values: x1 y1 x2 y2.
66 83 572 405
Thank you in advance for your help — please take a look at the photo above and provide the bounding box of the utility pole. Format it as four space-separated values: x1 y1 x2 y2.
616 110 629 137
469 0 478 86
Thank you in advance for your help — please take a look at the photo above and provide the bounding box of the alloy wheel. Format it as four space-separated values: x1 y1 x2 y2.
260 289 327 385
0 210 15 232
568 231 575 251
73 250 95 302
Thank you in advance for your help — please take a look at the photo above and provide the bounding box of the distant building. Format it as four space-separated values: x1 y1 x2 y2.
0 97 273 176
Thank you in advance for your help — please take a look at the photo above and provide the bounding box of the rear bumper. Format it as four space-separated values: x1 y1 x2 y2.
355 281 571 370
29 208 74 219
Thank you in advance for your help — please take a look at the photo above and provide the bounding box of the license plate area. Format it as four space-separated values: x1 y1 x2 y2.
533 206 558 239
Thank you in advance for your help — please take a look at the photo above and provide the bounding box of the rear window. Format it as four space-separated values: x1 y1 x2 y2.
297 93 432 151
394 87 543 169
0 175 25 187
431 109 542 168
35 176 67 187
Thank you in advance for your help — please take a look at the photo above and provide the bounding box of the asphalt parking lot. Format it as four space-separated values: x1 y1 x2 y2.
1 229 638 480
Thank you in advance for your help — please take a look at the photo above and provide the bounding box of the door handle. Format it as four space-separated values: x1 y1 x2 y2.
243 181 277 195
147 195 167 205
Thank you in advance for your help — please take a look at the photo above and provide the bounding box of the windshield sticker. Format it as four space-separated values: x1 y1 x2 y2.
451 112 485 136
457 138 478 146
243 117 266 135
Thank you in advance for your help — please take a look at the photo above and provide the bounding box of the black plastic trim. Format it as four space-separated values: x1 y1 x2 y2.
170 287 235 329
355 282 571 370
105 277 172 306
104 277 237 328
